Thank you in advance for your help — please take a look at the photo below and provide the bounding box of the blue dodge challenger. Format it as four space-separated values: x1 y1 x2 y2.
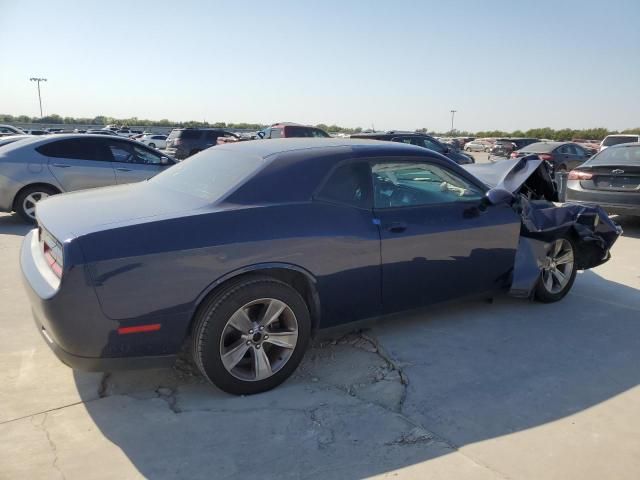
21 139 620 394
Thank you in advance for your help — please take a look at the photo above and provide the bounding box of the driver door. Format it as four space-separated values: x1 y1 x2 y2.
372 159 521 313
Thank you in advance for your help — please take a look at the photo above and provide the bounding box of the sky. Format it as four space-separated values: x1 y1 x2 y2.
1 0 639 132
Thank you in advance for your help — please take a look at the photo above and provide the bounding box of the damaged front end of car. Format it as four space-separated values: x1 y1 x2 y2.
465 155 622 298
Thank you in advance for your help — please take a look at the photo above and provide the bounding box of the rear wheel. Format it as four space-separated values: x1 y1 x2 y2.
148 142 156 148
15 185 58 223
192 276 311 395
534 236 577 303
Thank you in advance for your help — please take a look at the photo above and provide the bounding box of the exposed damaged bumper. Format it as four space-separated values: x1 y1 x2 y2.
510 200 622 297
464 156 623 298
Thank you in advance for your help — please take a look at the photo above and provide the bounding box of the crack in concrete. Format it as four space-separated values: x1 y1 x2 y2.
308 406 335 449
97 372 111 398
155 386 180 413
32 413 66 480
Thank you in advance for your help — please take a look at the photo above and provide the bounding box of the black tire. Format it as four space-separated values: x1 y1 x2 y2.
192 275 311 395
148 142 156 148
15 185 59 224
533 235 577 303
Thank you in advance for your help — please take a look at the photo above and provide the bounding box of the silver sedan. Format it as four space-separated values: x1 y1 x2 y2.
464 141 491 152
0 134 175 222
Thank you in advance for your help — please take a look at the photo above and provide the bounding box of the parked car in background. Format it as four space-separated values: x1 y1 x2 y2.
351 132 474 164
0 124 26 137
20 139 619 396
86 129 121 136
489 138 539 158
164 128 239 160
566 142 640 216
511 142 591 173
0 134 175 222
138 134 167 149
600 134 640 151
258 123 330 139
24 129 49 136
464 140 491 152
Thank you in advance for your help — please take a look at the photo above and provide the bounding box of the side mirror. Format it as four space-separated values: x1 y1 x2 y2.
485 187 514 206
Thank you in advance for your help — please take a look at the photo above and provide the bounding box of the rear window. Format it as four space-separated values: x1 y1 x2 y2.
586 145 640 166
602 135 639 147
520 142 556 153
285 126 330 138
151 148 264 201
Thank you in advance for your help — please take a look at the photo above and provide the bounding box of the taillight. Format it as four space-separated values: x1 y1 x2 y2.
568 170 593 180
40 229 63 278
539 153 553 161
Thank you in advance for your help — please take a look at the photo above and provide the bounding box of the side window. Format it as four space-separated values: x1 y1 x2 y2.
36 139 108 161
270 128 282 139
204 131 219 142
391 137 413 145
558 145 571 155
107 141 136 163
132 145 163 165
316 162 372 209
419 138 445 153
372 162 484 208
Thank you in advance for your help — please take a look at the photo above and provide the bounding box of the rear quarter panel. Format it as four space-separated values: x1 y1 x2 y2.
80 203 381 346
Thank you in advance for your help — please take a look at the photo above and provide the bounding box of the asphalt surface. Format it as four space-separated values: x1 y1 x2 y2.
1 209 639 479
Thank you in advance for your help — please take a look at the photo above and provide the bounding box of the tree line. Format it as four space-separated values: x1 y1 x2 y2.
1 113 638 140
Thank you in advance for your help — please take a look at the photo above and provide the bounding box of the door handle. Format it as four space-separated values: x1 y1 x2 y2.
385 222 407 233
115 167 132 172
52 163 71 168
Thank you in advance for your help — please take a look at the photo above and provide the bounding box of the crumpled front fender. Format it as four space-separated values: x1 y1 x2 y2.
509 198 622 298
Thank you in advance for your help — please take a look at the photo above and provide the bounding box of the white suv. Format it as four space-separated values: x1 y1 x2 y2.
600 134 640 151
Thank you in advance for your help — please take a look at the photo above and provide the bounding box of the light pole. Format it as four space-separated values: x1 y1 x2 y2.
30 77 47 117
450 109 457 134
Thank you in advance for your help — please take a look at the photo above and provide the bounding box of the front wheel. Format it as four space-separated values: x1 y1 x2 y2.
534 236 577 303
192 275 311 395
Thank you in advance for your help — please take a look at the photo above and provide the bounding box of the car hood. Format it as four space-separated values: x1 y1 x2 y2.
463 156 553 196
36 181 210 240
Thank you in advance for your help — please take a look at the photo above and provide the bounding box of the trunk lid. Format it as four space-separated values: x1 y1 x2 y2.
35 181 209 241
577 164 640 192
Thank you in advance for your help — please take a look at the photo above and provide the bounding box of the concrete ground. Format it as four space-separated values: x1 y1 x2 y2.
1 210 639 480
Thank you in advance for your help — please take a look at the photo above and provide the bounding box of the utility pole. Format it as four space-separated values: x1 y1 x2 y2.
450 109 457 134
30 77 47 117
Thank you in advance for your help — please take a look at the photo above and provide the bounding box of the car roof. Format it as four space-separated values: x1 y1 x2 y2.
520 141 569 152
213 137 430 159
351 132 428 139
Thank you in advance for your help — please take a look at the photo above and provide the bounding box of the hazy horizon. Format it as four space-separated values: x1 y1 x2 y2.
1 0 639 132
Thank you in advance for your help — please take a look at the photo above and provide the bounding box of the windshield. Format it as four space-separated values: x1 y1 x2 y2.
151 148 264 201
602 135 639 147
587 145 640 166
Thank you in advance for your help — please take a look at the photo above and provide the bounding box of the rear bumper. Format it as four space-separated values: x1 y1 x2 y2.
566 182 640 216
20 229 179 372
565 200 640 216
33 310 176 371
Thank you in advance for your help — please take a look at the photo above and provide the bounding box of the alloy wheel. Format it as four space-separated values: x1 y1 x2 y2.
541 238 574 294
22 192 49 220
219 298 299 381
